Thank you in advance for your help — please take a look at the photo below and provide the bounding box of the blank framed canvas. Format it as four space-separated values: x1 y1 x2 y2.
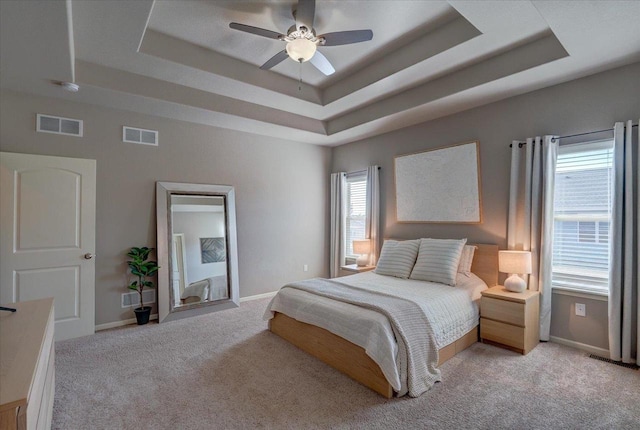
394 141 483 223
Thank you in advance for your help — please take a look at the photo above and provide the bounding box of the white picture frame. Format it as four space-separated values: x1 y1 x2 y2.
394 141 483 223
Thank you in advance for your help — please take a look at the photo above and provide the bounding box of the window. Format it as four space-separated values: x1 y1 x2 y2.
551 139 614 295
345 172 367 261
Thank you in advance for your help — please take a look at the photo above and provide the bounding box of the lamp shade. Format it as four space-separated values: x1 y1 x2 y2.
498 250 532 274
286 39 317 62
353 239 371 255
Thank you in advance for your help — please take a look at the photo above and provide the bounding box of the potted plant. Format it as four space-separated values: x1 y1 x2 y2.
127 247 159 325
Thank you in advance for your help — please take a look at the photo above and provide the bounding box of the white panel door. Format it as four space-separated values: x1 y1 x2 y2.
172 234 187 291
0 152 96 340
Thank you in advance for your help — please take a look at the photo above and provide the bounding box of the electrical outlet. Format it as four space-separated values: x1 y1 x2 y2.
575 303 586 317
303 264 308 272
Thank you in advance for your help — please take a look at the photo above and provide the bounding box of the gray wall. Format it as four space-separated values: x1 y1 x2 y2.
0 90 331 325
331 61 640 352
2 62 638 342
550 294 609 350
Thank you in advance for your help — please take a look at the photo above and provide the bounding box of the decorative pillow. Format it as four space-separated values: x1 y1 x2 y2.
457 245 478 277
410 238 467 286
374 239 420 279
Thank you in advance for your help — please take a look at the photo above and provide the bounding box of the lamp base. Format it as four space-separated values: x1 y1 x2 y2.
504 274 526 293
356 254 369 267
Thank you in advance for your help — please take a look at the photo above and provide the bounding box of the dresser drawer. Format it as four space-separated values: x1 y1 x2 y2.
481 297 525 326
480 318 525 350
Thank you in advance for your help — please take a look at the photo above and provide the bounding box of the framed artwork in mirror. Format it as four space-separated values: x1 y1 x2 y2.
200 237 226 263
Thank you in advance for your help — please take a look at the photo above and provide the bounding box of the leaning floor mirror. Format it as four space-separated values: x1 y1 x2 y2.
156 182 239 323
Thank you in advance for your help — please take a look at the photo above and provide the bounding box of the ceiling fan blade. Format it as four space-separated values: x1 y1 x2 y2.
320 30 373 46
260 50 289 70
309 51 335 76
296 0 315 30
229 23 284 40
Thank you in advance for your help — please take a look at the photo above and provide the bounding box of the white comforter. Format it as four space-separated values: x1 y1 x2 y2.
181 279 209 300
264 271 487 394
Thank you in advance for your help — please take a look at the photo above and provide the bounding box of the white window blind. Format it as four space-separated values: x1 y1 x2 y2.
345 172 367 259
551 139 614 294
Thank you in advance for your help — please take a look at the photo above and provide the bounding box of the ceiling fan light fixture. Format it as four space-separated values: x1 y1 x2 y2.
229 0 373 75
286 38 316 62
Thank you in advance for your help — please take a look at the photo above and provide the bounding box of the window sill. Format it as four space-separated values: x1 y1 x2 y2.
552 286 608 302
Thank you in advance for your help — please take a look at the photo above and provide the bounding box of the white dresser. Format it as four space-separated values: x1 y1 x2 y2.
0 298 55 430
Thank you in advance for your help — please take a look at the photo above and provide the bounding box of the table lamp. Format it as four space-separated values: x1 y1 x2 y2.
498 250 532 293
353 239 371 267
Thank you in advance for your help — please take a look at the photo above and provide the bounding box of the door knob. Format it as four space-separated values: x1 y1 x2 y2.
83 253 95 260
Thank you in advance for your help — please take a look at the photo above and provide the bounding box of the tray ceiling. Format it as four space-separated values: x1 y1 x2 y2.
1 1 639 146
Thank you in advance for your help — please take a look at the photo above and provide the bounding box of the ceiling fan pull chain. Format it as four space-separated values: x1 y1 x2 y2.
299 62 303 92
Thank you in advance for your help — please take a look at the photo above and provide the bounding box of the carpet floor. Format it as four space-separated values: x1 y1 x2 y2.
54 298 639 430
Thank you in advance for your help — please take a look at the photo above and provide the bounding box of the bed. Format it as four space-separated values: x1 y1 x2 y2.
180 275 229 304
181 278 210 304
264 243 498 398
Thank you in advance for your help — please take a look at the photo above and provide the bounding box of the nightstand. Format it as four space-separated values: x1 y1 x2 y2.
480 285 540 355
338 264 375 277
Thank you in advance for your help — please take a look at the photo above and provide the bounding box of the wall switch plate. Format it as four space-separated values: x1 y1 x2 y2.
575 303 586 317
303 264 308 272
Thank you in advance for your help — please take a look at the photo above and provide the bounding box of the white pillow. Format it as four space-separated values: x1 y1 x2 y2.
410 238 467 286
374 239 420 279
458 245 477 277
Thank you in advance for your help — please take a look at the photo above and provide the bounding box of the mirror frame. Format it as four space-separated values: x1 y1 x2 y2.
156 181 240 323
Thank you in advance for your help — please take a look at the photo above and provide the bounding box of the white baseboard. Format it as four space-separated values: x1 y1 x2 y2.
96 314 159 331
239 291 278 302
549 336 610 358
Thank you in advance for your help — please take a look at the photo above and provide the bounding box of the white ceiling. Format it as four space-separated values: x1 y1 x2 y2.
1 1 639 147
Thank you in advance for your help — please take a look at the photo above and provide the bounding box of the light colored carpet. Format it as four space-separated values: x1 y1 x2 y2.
54 298 639 430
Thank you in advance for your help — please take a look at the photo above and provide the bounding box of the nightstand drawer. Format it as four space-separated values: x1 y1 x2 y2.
481 297 525 326
480 318 525 350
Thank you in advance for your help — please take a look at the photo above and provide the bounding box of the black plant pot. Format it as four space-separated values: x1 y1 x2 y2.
134 306 152 325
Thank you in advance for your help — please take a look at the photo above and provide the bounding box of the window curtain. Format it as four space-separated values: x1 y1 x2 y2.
365 166 380 266
507 136 558 341
609 120 639 364
330 172 346 278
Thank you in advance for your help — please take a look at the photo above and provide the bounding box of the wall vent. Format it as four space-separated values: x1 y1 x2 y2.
123 126 158 146
36 114 83 137
588 354 639 370
121 289 156 308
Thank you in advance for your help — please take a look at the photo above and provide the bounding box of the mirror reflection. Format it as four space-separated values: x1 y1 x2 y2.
170 195 229 308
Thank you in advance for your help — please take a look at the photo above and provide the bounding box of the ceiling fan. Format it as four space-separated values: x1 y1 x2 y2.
229 0 373 76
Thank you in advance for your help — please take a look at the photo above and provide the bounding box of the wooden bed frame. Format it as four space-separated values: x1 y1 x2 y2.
269 244 498 398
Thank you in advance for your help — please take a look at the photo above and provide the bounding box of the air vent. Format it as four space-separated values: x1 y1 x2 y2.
36 114 83 137
121 289 156 308
589 354 639 369
123 126 158 146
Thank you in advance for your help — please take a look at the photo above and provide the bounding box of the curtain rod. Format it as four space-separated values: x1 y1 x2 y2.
509 123 638 148
346 166 382 175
